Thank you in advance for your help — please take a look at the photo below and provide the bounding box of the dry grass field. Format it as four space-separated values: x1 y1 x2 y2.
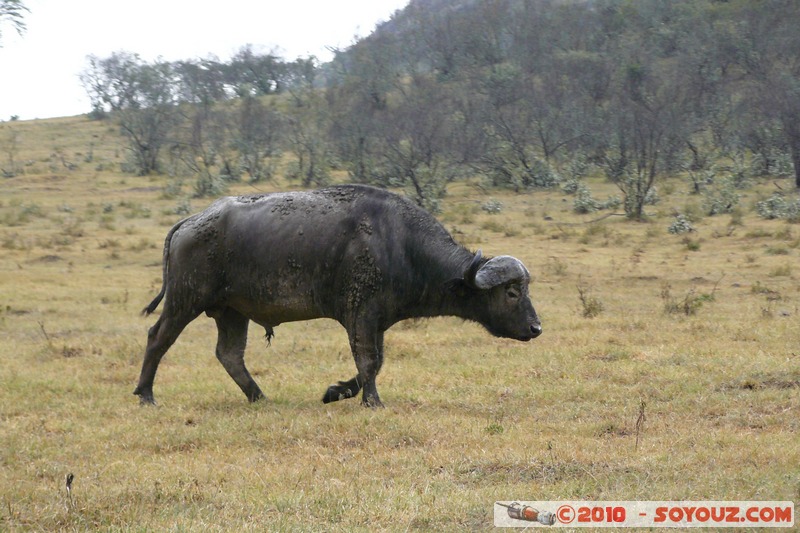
1 116 798 531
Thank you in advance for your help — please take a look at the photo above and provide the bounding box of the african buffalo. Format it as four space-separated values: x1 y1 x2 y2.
134 184 541 407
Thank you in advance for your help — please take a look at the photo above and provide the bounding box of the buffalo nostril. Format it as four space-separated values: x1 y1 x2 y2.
530 324 542 337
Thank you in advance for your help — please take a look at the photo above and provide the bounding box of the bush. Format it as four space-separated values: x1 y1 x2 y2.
561 156 590 194
566 155 589 181
756 193 800 222
174 198 192 215
603 195 622 210
577 281 604 318
645 185 660 205
661 283 714 316
481 198 503 214
573 184 622 214
561 176 581 194
285 160 330 188
618 176 660 219
668 214 695 235
485 152 560 190
573 184 600 214
702 177 740 215
193 172 228 198
525 158 561 188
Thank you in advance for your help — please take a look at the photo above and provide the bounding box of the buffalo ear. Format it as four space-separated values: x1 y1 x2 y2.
445 250 483 292
463 250 483 289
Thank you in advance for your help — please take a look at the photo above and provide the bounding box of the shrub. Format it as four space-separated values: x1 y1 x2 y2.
668 214 694 235
174 198 192 215
2 203 44 226
617 177 660 219
525 157 561 188
683 237 701 251
756 193 800 222
573 184 622 214
577 282 604 318
728 156 752 189
645 186 660 205
702 178 740 215
603 195 622 210
481 198 503 214
285 159 330 188
561 157 588 194
561 176 581 194
483 149 561 191
573 184 600 214
768 264 792 277
661 283 713 316
194 172 228 198
163 177 184 199
547 257 568 276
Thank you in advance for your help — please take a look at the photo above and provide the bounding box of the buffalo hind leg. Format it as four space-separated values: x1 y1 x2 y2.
323 326 384 407
214 307 264 402
134 310 197 405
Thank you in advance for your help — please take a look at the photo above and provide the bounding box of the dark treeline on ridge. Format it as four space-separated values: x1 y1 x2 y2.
79 0 800 217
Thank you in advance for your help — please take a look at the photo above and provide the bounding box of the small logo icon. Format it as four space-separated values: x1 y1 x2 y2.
497 502 556 525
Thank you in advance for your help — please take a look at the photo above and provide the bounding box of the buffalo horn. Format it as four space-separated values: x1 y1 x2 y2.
473 255 528 289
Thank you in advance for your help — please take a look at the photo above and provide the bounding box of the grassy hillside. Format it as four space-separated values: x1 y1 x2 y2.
1 115 798 530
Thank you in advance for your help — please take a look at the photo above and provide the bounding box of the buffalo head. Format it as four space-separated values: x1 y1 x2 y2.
463 250 542 341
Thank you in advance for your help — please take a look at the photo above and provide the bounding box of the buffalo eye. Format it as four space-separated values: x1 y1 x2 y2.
506 285 521 300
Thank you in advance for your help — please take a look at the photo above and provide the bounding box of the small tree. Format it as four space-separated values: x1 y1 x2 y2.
233 94 283 182
327 32 398 184
226 45 287 96
476 65 568 190
285 87 332 187
738 3 800 188
81 53 181 175
373 75 462 212
173 58 227 105
598 49 692 219
172 101 233 197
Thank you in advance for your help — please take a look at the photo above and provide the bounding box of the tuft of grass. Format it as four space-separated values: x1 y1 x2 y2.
765 245 789 255
682 236 701 251
768 264 792 277
660 283 717 316
546 256 568 277
485 422 504 435
480 218 516 235
751 281 781 300
577 280 604 318
745 228 772 238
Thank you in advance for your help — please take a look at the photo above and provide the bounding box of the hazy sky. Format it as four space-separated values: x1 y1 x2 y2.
0 0 408 120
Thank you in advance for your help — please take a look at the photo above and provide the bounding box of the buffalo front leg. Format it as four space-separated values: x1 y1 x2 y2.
322 375 362 404
324 326 385 407
214 307 264 402
134 311 196 405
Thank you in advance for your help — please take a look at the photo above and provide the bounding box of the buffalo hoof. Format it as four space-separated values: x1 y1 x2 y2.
361 395 384 409
133 387 157 406
246 388 266 403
